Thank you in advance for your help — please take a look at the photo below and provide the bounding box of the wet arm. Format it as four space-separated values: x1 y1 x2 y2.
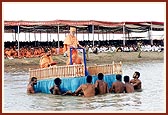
109 84 115 93
49 56 53 63
130 79 134 83
75 85 82 94
63 44 67 53
49 86 54 94
29 86 35 94
95 81 98 88
133 80 141 87
106 84 109 93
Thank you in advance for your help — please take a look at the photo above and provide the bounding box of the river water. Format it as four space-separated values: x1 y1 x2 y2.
3 60 165 112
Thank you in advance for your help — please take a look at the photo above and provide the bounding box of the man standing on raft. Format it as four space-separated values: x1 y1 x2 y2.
63 27 84 65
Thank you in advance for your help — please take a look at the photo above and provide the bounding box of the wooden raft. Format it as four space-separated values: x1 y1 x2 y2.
29 61 122 80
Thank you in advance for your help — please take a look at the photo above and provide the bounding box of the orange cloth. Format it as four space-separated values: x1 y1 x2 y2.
74 56 83 64
64 34 81 65
26 51 31 58
5 50 11 57
39 55 54 68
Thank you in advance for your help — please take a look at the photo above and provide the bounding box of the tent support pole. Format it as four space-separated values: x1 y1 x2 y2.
92 25 94 46
29 32 30 42
83 29 84 41
57 25 60 54
25 32 26 41
106 30 107 41
34 32 36 47
102 29 104 41
47 30 48 42
12 32 14 41
50 32 51 41
15 32 16 41
98 31 99 41
17 26 20 57
123 23 125 46
150 23 153 45
40 31 41 42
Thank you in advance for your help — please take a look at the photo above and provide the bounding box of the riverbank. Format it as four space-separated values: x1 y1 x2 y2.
4 52 164 73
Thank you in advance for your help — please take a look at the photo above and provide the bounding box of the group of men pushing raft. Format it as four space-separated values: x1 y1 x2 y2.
27 71 142 97
27 27 142 97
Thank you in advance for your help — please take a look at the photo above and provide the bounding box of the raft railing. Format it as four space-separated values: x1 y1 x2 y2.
29 61 122 80
87 61 122 76
29 64 85 80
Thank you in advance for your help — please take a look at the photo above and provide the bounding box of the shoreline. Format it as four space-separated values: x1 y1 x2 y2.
4 52 164 73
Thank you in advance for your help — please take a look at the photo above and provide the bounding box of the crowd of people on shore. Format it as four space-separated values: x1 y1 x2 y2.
27 71 142 97
4 46 64 59
4 43 163 60
89 43 163 53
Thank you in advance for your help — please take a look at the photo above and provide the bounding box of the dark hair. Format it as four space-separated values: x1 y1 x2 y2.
116 74 122 81
54 78 62 86
87 75 92 83
135 71 140 78
31 77 37 82
124 76 130 82
98 73 104 80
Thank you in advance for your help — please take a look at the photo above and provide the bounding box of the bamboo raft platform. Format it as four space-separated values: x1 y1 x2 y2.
29 61 122 80
30 61 122 94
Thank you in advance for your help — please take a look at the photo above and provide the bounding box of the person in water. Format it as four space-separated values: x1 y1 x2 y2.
50 78 72 95
123 75 134 93
109 74 125 93
130 71 142 91
74 75 95 97
27 77 37 94
95 73 109 95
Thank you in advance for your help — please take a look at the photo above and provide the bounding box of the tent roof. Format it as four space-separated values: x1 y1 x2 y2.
4 20 164 33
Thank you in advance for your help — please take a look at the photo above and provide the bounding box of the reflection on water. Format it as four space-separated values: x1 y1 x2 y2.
3 60 165 112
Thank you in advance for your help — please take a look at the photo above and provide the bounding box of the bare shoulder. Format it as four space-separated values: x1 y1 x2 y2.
27 84 32 89
96 80 102 83
27 84 35 94
82 84 87 88
91 84 95 88
104 81 108 84
130 79 134 82
112 82 116 85
137 79 142 83
54 85 59 90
